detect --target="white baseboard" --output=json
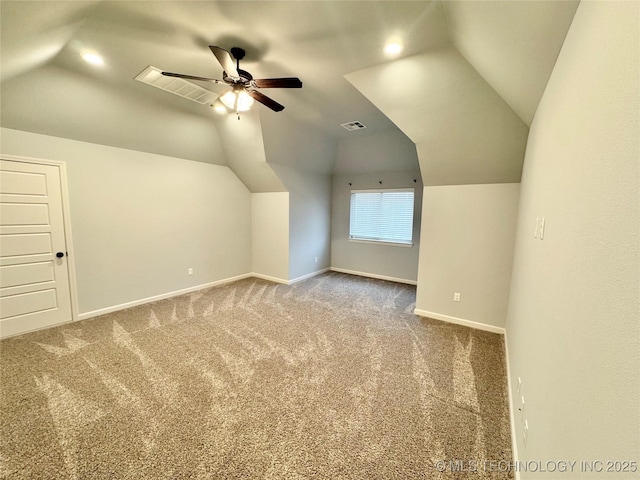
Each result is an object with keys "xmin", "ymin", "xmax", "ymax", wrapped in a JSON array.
[
  {"xmin": 252, "ymin": 268, "xmax": 329, "ymax": 285},
  {"xmin": 77, "ymin": 273, "xmax": 253, "ymax": 320},
  {"xmin": 329, "ymin": 267, "xmax": 417, "ymax": 286},
  {"xmin": 504, "ymin": 330, "xmax": 521, "ymax": 480},
  {"xmin": 77, "ymin": 269, "xmax": 332, "ymax": 321},
  {"xmin": 250, "ymin": 272, "xmax": 289, "ymax": 285},
  {"xmin": 288, "ymin": 268, "xmax": 330, "ymax": 284},
  {"xmin": 413, "ymin": 309, "xmax": 506, "ymax": 334}
]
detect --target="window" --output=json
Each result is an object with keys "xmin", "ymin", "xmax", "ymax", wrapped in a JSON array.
[{"xmin": 349, "ymin": 189, "xmax": 415, "ymax": 245}]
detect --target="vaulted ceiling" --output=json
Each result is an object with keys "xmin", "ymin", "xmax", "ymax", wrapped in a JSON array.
[{"xmin": 0, "ymin": 1, "xmax": 578, "ymax": 186}]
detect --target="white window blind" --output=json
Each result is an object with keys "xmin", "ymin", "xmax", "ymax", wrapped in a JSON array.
[{"xmin": 349, "ymin": 189, "xmax": 415, "ymax": 245}]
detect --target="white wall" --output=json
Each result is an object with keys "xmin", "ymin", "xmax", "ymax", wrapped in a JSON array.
[
  {"xmin": 505, "ymin": 2, "xmax": 639, "ymax": 476},
  {"xmin": 331, "ymin": 171, "xmax": 422, "ymax": 283},
  {"xmin": 415, "ymin": 184, "xmax": 519, "ymax": 330},
  {"xmin": 0, "ymin": 127, "xmax": 252, "ymax": 316},
  {"xmin": 271, "ymin": 165, "xmax": 331, "ymax": 281},
  {"xmin": 251, "ymin": 192, "xmax": 289, "ymax": 282}
]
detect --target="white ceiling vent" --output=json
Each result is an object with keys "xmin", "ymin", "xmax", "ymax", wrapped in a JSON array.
[
  {"xmin": 135, "ymin": 66, "xmax": 218, "ymax": 105},
  {"xmin": 340, "ymin": 121, "xmax": 367, "ymax": 131}
]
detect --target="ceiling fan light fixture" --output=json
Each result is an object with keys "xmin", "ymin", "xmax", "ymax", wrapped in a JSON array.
[
  {"xmin": 219, "ymin": 90, "xmax": 236, "ymax": 109},
  {"xmin": 237, "ymin": 90, "xmax": 254, "ymax": 111},
  {"xmin": 220, "ymin": 88, "xmax": 254, "ymax": 112},
  {"xmin": 212, "ymin": 102, "xmax": 228, "ymax": 114}
]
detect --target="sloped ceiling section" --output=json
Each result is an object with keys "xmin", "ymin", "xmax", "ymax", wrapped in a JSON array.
[
  {"xmin": 345, "ymin": 46, "xmax": 528, "ymax": 186},
  {"xmin": 443, "ymin": 0, "xmax": 580, "ymax": 126},
  {"xmin": 260, "ymin": 111, "xmax": 338, "ymax": 175},
  {"xmin": 214, "ymin": 110, "xmax": 286, "ymax": 193},
  {"xmin": 0, "ymin": 64, "xmax": 227, "ymax": 165},
  {"xmin": 0, "ymin": 0, "xmax": 99, "ymax": 82},
  {"xmin": 0, "ymin": 0, "xmax": 579, "ymax": 185},
  {"xmin": 0, "ymin": 1, "xmax": 228, "ymax": 165},
  {"xmin": 0, "ymin": 0, "xmax": 449, "ymax": 171},
  {"xmin": 334, "ymin": 130, "xmax": 419, "ymax": 175}
]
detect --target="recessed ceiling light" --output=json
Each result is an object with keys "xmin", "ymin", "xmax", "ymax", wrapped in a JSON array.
[
  {"xmin": 384, "ymin": 42, "xmax": 403, "ymax": 57},
  {"xmin": 82, "ymin": 52, "xmax": 104, "ymax": 66}
]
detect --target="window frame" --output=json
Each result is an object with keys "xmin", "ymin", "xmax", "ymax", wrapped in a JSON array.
[{"xmin": 348, "ymin": 187, "xmax": 415, "ymax": 247}]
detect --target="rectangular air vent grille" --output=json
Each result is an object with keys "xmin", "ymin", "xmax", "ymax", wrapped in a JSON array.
[
  {"xmin": 340, "ymin": 121, "xmax": 367, "ymax": 131},
  {"xmin": 135, "ymin": 66, "xmax": 218, "ymax": 105}
]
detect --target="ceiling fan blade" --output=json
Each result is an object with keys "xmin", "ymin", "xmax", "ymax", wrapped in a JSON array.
[
  {"xmin": 161, "ymin": 71, "xmax": 224, "ymax": 84},
  {"xmin": 253, "ymin": 77, "xmax": 303, "ymax": 89},
  {"xmin": 247, "ymin": 90, "xmax": 285, "ymax": 112},
  {"xmin": 209, "ymin": 45, "xmax": 240, "ymax": 79}
]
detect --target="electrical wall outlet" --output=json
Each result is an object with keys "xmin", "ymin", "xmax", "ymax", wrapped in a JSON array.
[
  {"xmin": 188, "ymin": 268, "xmax": 193, "ymax": 276},
  {"xmin": 453, "ymin": 292, "xmax": 461, "ymax": 302},
  {"xmin": 315, "ymin": 256, "xmax": 318, "ymax": 263}
]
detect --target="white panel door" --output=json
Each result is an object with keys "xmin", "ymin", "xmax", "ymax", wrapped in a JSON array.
[{"xmin": 0, "ymin": 160, "xmax": 73, "ymax": 338}]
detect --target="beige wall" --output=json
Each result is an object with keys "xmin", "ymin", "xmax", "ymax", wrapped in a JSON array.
[
  {"xmin": 505, "ymin": 1, "xmax": 639, "ymax": 475},
  {"xmin": 0, "ymin": 127, "xmax": 252, "ymax": 315},
  {"xmin": 331, "ymin": 171, "xmax": 422, "ymax": 283},
  {"xmin": 251, "ymin": 192, "xmax": 289, "ymax": 282},
  {"xmin": 416, "ymin": 184, "xmax": 519, "ymax": 330}
]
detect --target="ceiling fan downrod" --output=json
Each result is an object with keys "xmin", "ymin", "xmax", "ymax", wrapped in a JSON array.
[{"xmin": 230, "ymin": 47, "xmax": 246, "ymax": 71}]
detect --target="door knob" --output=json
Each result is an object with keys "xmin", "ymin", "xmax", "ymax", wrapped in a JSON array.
[{"xmin": 56, "ymin": 252, "xmax": 65, "ymax": 258}]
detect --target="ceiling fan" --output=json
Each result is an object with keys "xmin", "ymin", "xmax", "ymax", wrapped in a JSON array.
[{"xmin": 161, "ymin": 46, "xmax": 302, "ymax": 114}]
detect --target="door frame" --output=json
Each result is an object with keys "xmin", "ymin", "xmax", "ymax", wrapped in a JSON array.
[{"xmin": 1, "ymin": 153, "xmax": 80, "ymax": 324}]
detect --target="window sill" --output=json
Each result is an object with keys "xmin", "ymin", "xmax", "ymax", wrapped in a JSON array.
[{"xmin": 349, "ymin": 238, "xmax": 413, "ymax": 248}]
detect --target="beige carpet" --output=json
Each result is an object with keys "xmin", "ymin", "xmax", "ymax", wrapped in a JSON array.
[{"xmin": 0, "ymin": 272, "xmax": 513, "ymax": 479}]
